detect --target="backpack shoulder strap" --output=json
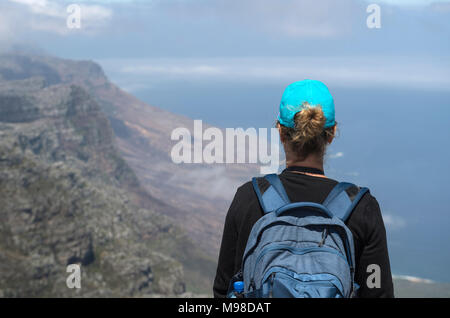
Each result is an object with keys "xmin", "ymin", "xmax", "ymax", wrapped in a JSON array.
[
  {"xmin": 323, "ymin": 182, "xmax": 369, "ymax": 222},
  {"xmin": 252, "ymin": 174, "xmax": 290, "ymax": 214}
]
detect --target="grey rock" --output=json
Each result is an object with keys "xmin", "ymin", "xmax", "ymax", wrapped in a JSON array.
[{"xmin": 0, "ymin": 79, "xmax": 186, "ymax": 297}]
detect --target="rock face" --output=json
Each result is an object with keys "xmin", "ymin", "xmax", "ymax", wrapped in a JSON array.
[
  {"xmin": 2, "ymin": 53, "xmax": 259, "ymax": 257},
  {"xmin": 0, "ymin": 75, "xmax": 188, "ymax": 297},
  {"xmin": 0, "ymin": 53, "xmax": 231, "ymax": 296}
]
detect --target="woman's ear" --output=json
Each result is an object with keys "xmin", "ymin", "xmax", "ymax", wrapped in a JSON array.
[
  {"xmin": 328, "ymin": 124, "xmax": 337, "ymax": 144},
  {"xmin": 277, "ymin": 122, "xmax": 285, "ymax": 143}
]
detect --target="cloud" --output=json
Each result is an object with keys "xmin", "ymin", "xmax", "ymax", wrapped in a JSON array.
[
  {"xmin": 100, "ymin": 56, "xmax": 450, "ymax": 92},
  {"xmin": 3, "ymin": 0, "xmax": 112, "ymax": 37},
  {"xmin": 392, "ymin": 274, "xmax": 434, "ymax": 283},
  {"xmin": 366, "ymin": 0, "xmax": 450, "ymax": 7},
  {"xmin": 166, "ymin": 165, "xmax": 241, "ymax": 200},
  {"xmin": 329, "ymin": 152, "xmax": 344, "ymax": 159},
  {"xmin": 0, "ymin": 7, "xmax": 15, "ymax": 45},
  {"xmin": 157, "ymin": 0, "xmax": 363, "ymax": 38},
  {"xmin": 429, "ymin": 2, "xmax": 450, "ymax": 11},
  {"xmin": 3, "ymin": 0, "xmax": 449, "ymax": 59},
  {"xmin": 382, "ymin": 213, "xmax": 406, "ymax": 230},
  {"xmin": 10, "ymin": 0, "xmax": 60, "ymax": 17}
]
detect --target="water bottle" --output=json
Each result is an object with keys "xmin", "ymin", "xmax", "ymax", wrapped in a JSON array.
[{"xmin": 230, "ymin": 281, "xmax": 244, "ymax": 298}]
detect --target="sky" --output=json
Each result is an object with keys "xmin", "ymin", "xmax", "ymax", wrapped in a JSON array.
[
  {"xmin": 1, "ymin": 0, "xmax": 450, "ymax": 282},
  {"xmin": 3, "ymin": 0, "xmax": 449, "ymax": 92}
]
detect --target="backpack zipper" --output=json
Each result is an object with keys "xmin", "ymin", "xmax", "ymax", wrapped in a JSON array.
[
  {"xmin": 243, "ymin": 222, "xmax": 354, "ymax": 270},
  {"xmin": 249, "ymin": 245, "xmax": 350, "ymax": 294},
  {"xmin": 318, "ymin": 228, "xmax": 328, "ymax": 247},
  {"xmin": 269, "ymin": 273, "xmax": 275, "ymax": 298},
  {"xmin": 253, "ymin": 245, "xmax": 348, "ymax": 270}
]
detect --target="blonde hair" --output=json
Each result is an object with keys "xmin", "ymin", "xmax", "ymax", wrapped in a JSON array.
[{"xmin": 278, "ymin": 103, "xmax": 335, "ymax": 160}]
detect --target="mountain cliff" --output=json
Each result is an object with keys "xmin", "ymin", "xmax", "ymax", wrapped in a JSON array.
[
  {"xmin": 0, "ymin": 53, "xmax": 259, "ymax": 259},
  {"xmin": 0, "ymin": 63, "xmax": 212, "ymax": 296}
]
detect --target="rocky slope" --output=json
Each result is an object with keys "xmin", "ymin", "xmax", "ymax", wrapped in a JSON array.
[
  {"xmin": 0, "ymin": 53, "xmax": 259, "ymax": 259},
  {"xmin": 0, "ymin": 72, "xmax": 212, "ymax": 296}
]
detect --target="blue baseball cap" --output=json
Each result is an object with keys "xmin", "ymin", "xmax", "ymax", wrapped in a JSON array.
[{"xmin": 278, "ymin": 79, "xmax": 335, "ymax": 129}]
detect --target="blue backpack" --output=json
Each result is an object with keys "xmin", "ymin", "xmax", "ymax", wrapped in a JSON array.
[{"xmin": 233, "ymin": 174, "xmax": 369, "ymax": 298}]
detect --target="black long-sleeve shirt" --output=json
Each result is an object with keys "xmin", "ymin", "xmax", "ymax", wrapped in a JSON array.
[{"xmin": 213, "ymin": 167, "xmax": 394, "ymax": 298}]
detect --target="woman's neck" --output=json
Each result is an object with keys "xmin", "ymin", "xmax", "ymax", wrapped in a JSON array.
[{"xmin": 285, "ymin": 153, "xmax": 324, "ymax": 172}]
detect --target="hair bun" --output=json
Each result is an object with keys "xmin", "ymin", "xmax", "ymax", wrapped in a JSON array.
[{"xmin": 292, "ymin": 104, "xmax": 326, "ymax": 143}]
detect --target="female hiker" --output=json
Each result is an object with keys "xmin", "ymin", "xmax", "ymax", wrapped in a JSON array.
[{"xmin": 213, "ymin": 79, "xmax": 394, "ymax": 298}]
